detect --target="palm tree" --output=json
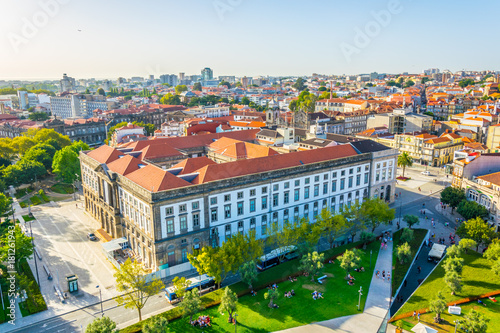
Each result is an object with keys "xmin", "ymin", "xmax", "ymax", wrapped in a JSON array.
[{"xmin": 397, "ymin": 152, "xmax": 413, "ymax": 178}]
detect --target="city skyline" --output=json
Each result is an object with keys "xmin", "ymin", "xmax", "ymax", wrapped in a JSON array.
[{"xmin": 1, "ymin": 0, "xmax": 499, "ymax": 80}]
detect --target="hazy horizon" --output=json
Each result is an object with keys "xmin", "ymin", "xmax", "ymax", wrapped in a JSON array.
[{"xmin": 1, "ymin": 0, "xmax": 498, "ymax": 81}]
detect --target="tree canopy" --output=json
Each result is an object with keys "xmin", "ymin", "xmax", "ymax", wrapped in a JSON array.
[
  {"xmin": 456, "ymin": 217, "xmax": 495, "ymax": 251},
  {"xmin": 457, "ymin": 200, "xmax": 489, "ymax": 220},
  {"xmin": 440, "ymin": 187, "xmax": 466, "ymax": 212},
  {"xmin": 397, "ymin": 152, "xmax": 413, "ymax": 178},
  {"xmin": 292, "ymin": 78, "xmax": 306, "ymax": 91}
]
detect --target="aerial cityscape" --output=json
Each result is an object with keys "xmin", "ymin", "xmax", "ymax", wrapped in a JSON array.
[{"xmin": 1, "ymin": 1, "xmax": 500, "ymax": 333}]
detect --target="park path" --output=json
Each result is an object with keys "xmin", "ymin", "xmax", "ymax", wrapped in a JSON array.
[{"xmin": 277, "ymin": 241, "xmax": 393, "ymax": 333}]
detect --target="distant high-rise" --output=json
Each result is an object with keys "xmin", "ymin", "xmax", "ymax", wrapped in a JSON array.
[
  {"xmin": 149, "ymin": 75, "xmax": 155, "ymax": 80},
  {"xmin": 240, "ymin": 76, "xmax": 250, "ymax": 88},
  {"xmin": 179, "ymin": 72, "xmax": 185, "ymax": 81},
  {"xmin": 51, "ymin": 94, "xmax": 112, "ymax": 119},
  {"xmin": 201, "ymin": 67, "xmax": 213, "ymax": 81},
  {"xmin": 59, "ymin": 73, "xmax": 76, "ymax": 93},
  {"xmin": 160, "ymin": 74, "xmax": 178, "ymax": 86}
]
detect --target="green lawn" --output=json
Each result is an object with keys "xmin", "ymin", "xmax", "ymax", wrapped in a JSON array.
[
  {"xmin": 392, "ymin": 228, "xmax": 428, "ymax": 295},
  {"xmin": 22, "ymin": 214, "xmax": 35, "ymax": 222},
  {"xmin": 399, "ymin": 298, "xmax": 500, "ymax": 333},
  {"xmin": 395, "ymin": 250, "xmax": 500, "ymax": 317},
  {"xmin": 14, "ymin": 189, "xmax": 27, "ymax": 199},
  {"xmin": 50, "ymin": 183, "xmax": 75, "ymax": 194},
  {"xmin": 165, "ymin": 241, "xmax": 381, "ymax": 333},
  {"xmin": 39, "ymin": 193, "xmax": 50, "ymax": 202}
]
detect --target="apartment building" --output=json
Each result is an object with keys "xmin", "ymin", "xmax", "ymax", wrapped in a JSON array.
[
  {"xmin": 51, "ymin": 94, "xmax": 114, "ymax": 119},
  {"xmin": 80, "ymin": 133, "xmax": 396, "ymax": 275}
]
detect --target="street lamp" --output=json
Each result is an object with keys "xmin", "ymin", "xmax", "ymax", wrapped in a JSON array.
[
  {"xmin": 454, "ymin": 320, "xmax": 460, "ymax": 333},
  {"xmin": 96, "ymin": 285, "xmax": 103, "ymax": 316},
  {"xmin": 370, "ymin": 250, "xmax": 373, "ymax": 268},
  {"xmin": 357, "ymin": 286, "xmax": 363, "ymax": 311},
  {"xmin": 29, "ymin": 221, "xmax": 41, "ymax": 286},
  {"xmin": 234, "ymin": 313, "xmax": 238, "ymax": 333}
]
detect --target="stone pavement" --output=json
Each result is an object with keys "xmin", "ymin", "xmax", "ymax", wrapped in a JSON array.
[{"xmin": 277, "ymin": 241, "xmax": 394, "ymax": 333}]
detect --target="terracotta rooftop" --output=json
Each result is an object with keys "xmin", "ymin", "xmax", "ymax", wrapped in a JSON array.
[
  {"xmin": 170, "ymin": 157, "xmax": 216, "ymax": 175},
  {"xmin": 477, "ymin": 171, "xmax": 500, "ymax": 187},
  {"xmin": 87, "ymin": 145, "xmax": 123, "ymax": 164},
  {"xmin": 125, "ymin": 164, "xmax": 191, "ymax": 192}
]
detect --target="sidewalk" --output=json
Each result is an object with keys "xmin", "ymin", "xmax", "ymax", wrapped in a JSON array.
[{"xmin": 277, "ymin": 241, "xmax": 393, "ymax": 333}]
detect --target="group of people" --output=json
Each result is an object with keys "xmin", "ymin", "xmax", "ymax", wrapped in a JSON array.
[
  {"xmin": 250, "ymin": 289, "xmax": 257, "ymax": 296},
  {"xmin": 288, "ymin": 276, "xmax": 298, "ymax": 282},
  {"xmin": 375, "ymin": 270, "xmax": 390, "ymax": 281},
  {"xmin": 347, "ymin": 273, "xmax": 356, "ymax": 285},
  {"xmin": 354, "ymin": 266, "xmax": 365, "ymax": 273},
  {"xmin": 312, "ymin": 290, "xmax": 324, "ymax": 300},
  {"xmin": 267, "ymin": 283, "xmax": 278, "ymax": 290},
  {"xmin": 190, "ymin": 315, "xmax": 211, "ymax": 327},
  {"xmin": 284, "ymin": 289, "xmax": 295, "ymax": 298}
]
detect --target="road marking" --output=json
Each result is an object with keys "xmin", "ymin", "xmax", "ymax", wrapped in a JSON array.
[{"xmin": 39, "ymin": 319, "xmax": 76, "ymax": 332}]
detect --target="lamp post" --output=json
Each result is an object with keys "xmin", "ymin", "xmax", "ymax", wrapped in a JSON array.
[
  {"xmin": 234, "ymin": 313, "xmax": 238, "ymax": 333},
  {"xmin": 454, "ymin": 320, "xmax": 460, "ymax": 333},
  {"xmin": 96, "ymin": 285, "xmax": 103, "ymax": 316},
  {"xmin": 398, "ymin": 192, "xmax": 403, "ymax": 224},
  {"xmin": 370, "ymin": 250, "xmax": 373, "ymax": 268},
  {"xmin": 357, "ymin": 286, "xmax": 363, "ymax": 311},
  {"xmin": 29, "ymin": 221, "xmax": 41, "ymax": 286}
]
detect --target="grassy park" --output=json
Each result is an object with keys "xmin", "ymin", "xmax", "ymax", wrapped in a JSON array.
[
  {"xmin": 391, "ymin": 228, "xmax": 427, "ymax": 294},
  {"xmin": 50, "ymin": 183, "xmax": 75, "ymax": 194},
  {"xmin": 398, "ymin": 299, "xmax": 500, "ymax": 333},
  {"xmin": 394, "ymin": 250, "xmax": 500, "ymax": 317},
  {"xmin": 122, "ymin": 241, "xmax": 381, "ymax": 333}
]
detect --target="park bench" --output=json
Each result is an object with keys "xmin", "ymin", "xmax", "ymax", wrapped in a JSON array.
[
  {"xmin": 34, "ymin": 247, "xmax": 42, "ymax": 260},
  {"xmin": 54, "ymin": 285, "xmax": 65, "ymax": 303},
  {"xmin": 318, "ymin": 275, "xmax": 327, "ymax": 284}
]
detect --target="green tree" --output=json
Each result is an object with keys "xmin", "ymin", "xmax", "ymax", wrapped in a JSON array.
[
  {"xmin": 359, "ymin": 231, "xmax": 375, "ymax": 246},
  {"xmin": 188, "ymin": 246, "xmax": 222, "ymax": 288},
  {"xmin": 299, "ymin": 251, "xmax": 325, "ymax": 281},
  {"xmin": 483, "ymin": 240, "xmax": 500, "ymax": 276},
  {"xmin": 69, "ymin": 140, "xmax": 90, "ymax": 154},
  {"xmin": 218, "ymin": 287, "xmax": 238, "ymax": 323},
  {"xmin": 359, "ymin": 197, "xmax": 395, "ymax": 232},
  {"xmin": 0, "ymin": 226, "xmax": 34, "ymax": 271},
  {"xmin": 342, "ymin": 202, "xmax": 366, "ymax": 240},
  {"xmin": 28, "ymin": 128, "xmax": 71, "ymax": 148},
  {"xmin": 97, "ymin": 88, "xmax": 106, "ymax": 96},
  {"xmin": 17, "ymin": 159, "xmax": 46, "ymax": 184},
  {"xmin": 339, "ymin": 249, "xmax": 361, "ymax": 279},
  {"xmin": 172, "ymin": 276, "xmax": 189, "ymax": 301},
  {"xmin": 114, "ymin": 258, "xmax": 165, "ymax": 321},
  {"xmin": 292, "ymin": 78, "xmax": 306, "ymax": 91},
  {"xmin": 11, "ymin": 136, "xmax": 35, "ymax": 155},
  {"xmin": 218, "ymin": 81, "xmax": 231, "ymax": 89},
  {"xmin": 86, "ymin": 316, "xmax": 117, "ymax": 333},
  {"xmin": 404, "ymin": 80, "xmax": 415, "ymax": 88},
  {"xmin": 175, "ymin": 85, "xmax": 188, "ymax": 94},
  {"xmin": 142, "ymin": 316, "xmax": 169, "ymax": 333},
  {"xmin": 443, "ymin": 256, "xmax": 464, "ymax": 275},
  {"xmin": 296, "ymin": 217, "xmax": 322, "ymax": 254},
  {"xmin": 459, "ymin": 79, "xmax": 475, "ymax": 88},
  {"xmin": 241, "ymin": 96, "xmax": 250, "ymax": 105},
  {"xmin": 239, "ymin": 261, "xmax": 258, "ymax": 288},
  {"xmin": 133, "ymin": 121, "xmax": 156, "ymax": 136},
  {"xmin": 446, "ymin": 244, "xmax": 462, "ymax": 258},
  {"xmin": 400, "ymin": 228, "xmax": 414, "ymax": 244},
  {"xmin": 160, "ymin": 93, "xmax": 181, "ymax": 105},
  {"xmin": 457, "ymin": 201, "xmax": 489, "ymax": 220},
  {"xmin": 461, "ymin": 309, "xmax": 489, "ymax": 333},
  {"xmin": 0, "ymin": 138, "xmax": 15, "ymax": 160},
  {"xmin": 458, "ymin": 238, "xmax": 477, "ymax": 254},
  {"xmin": 52, "ymin": 146, "xmax": 80, "ymax": 183},
  {"xmin": 263, "ymin": 288, "xmax": 280, "ymax": 308},
  {"xmin": 403, "ymin": 215, "xmax": 420, "ymax": 229},
  {"xmin": 22, "ymin": 143, "xmax": 56, "ymax": 170},
  {"xmin": 180, "ymin": 289, "xmax": 203, "ymax": 322},
  {"xmin": 397, "ymin": 242, "xmax": 412, "ymax": 264},
  {"xmin": 316, "ymin": 208, "xmax": 347, "ymax": 249},
  {"xmin": 429, "ymin": 291, "xmax": 446, "ymax": 323},
  {"xmin": 28, "ymin": 112, "xmax": 49, "ymax": 121},
  {"xmin": 397, "ymin": 152, "xmax": 413, "ymax": 178},
  {"xmin": 0, "ymin": 193, "xmax": 12, "ymax": 218},
  {"xmin": 456, "ymin": 217, "xmax": 495, "ymax": 251},
  {"xmin": 444, "ymin": 270, "xmax": 462, "ymax": 295},
  {"xmin": 440, "ymin": 187, "xmax": 466, "ymax": 213},
  {"xmin": 266, "ymin": 221, "xmax": 301, "ymax": 262},
  {"xmin": 193, "ymin": 82, "xmax": 202, "ymax": 91}
]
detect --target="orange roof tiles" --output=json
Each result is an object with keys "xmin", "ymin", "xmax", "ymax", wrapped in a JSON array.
[
  {"xmin": 107, "ymin": 154, "xmax": 143, "ymax": 175},
  {"xmin": 87, "ymin": 145, "xmax": 123, "ymax": 164},
  {"xmin": 171, "ymin": 157, "xmax": 216, "ymax": 175},
  {"xmin": 125, "ymin": 164, "xmax": 191, "ymax": 192}
]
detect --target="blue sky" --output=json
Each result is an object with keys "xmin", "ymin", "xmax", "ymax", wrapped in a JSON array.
[{"xmin": 0, "ymin": 0, "xmax": 498, "ymax": 80}]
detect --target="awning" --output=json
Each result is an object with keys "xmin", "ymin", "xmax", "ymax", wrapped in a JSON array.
[
  {"xmin": 412, "ymin": 323, "xmax": 438, "ymax": 333},
  {"xmin": 101, "ymin": 237, "xmax": 128, "ymax": 253}
]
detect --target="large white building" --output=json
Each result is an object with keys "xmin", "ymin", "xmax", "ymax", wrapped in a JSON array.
[
  {"xmin": 80, "ymin": 131, "xmax": 396, "ymax": 275},
  {"xmin": 51, "ymin": 94, "xmax": 113, "ymax": 119}
]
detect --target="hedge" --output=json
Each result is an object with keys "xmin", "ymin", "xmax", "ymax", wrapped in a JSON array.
[
  {"xmin": 19, "ymin": 259, "xmax": 47, "ymax": 314},
  {"xmin": 29, "ymin": 196, "xmax": 42, "ymax": 206}
]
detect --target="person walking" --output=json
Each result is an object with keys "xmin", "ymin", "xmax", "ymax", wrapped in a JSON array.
[
  {"xmin": 417, "ymin": 266, "xmax": 422, "ymax": 274},
  {"xmin": 417, "ymin": 312, "xmax": 421, "ymax": 322},
  {"xmin": 413, "ymin": 311, "xmax": 416, "ymax": 319}
]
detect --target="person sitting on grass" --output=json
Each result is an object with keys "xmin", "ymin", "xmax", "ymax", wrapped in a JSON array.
[
  {"xmin": 348, "ymin": 273, "xmax": 355, "ymax": 280},
  {"xmin": 251, "ymin": 289, "xmax": 257, "ymax": 296},
  {"xmin": 291, "ymin": 289, "xmax": 295, "ymax": 296},
  {"xmin": 478, "ymin": 299, "xmax": 486, "ymax": 306},
  {"xmin": 348, "ymin": 279, "xmax": 355, "ymax": 286}
]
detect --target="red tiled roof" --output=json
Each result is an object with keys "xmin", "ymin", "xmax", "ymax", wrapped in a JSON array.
[
  {"xmin": 107, "ymin": 154, "xmax": 143, "ymax": 175},
  {"xmin": 171, "ymin": 157, "xmax": 216, "ymax": 175},
  {"xmin": 192, "ymin": 144, "xmax": 358, "ymax": 184},
  {"xmin": 125, "ymin": 164, "xmax": 191, "ymax": 192},
  {"xmin": 87, "ymin": 145, "xmax": 123, "ymax": 164}
]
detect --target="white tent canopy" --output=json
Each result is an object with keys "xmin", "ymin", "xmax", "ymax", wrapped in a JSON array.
[{"xmin": 411, "ymin": 323, "xmax": 438, "ymax": 333}]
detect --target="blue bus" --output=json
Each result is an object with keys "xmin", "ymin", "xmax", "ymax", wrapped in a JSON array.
[
  {"xmin": 256, "ymin": 246, "xmax": 298, "ymax": 271},
  {"xmin": 164, "ymin": 274, "xmax": 217, "ymax": 303}
]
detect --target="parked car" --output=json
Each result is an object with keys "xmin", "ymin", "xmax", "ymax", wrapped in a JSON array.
[
  {"xmin": 87, "ymin": 233, "xmax": 97, "ymax": 241},
  {"xmin": 421, "ymin": 171, "xmax": 431, "ymax": 176}
]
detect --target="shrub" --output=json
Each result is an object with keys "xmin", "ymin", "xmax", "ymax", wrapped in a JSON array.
[
  {"xmin": 19, "ymin": 259, "xmax": 47, "ymax": 314},
  {"xmin": 400, "ymin": 228, "xmax": 414, "ymax": 244},
  {"xmin": 29, "ymin": 196, "xmax": 42, "ymax": 205}
]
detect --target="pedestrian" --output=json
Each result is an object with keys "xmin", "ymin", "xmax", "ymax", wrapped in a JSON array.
[
  {"xmin": 387, "ymin": 272, "xmax": 391, "ymax": 281},
  {"xmin": 413, "ymin": 310, "xmax": 416, "ymax": 319},
  {"xmin": 384, "ymin": 243, "xmax": 388, "ymax": 250},
  {"xmin": 397, "ymin": 221, "xmax": 400, "ymax": 229},
  {"xmin": 417, "ymin": 266, "xmax": 421, "ymax": 274},
  {"xmin": 417, "ymin": 312, "xmax": 421, "ymax": 322},
  {"xmin": 382, "ymin": 270, "xmax": 385, "ymax": 280}
]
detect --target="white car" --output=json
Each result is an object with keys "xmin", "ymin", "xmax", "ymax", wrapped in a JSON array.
[{"xmin": 421, "ymin": 171, "xmax": 431, "ymax": 176}]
